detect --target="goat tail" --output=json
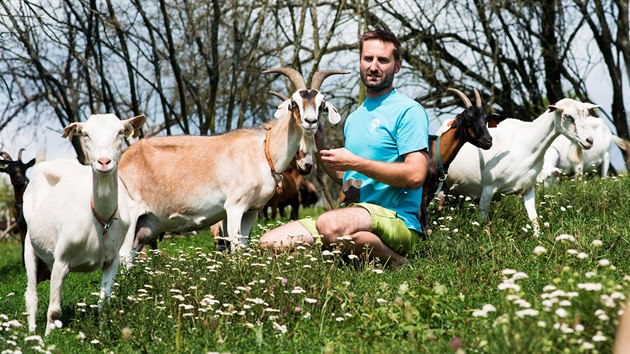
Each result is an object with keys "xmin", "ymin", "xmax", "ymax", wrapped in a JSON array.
[
  {"xmin": 612, "ymin": 135, "xmax": 629, "ymax": 152},
  {"xmin": 35, "ymin": 147, "xmax": 47, "ymax": 164}
]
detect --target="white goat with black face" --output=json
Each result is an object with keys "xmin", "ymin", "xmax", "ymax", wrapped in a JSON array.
[
  {"xmin": 118, "ymin": 68, "xmax": 347, "ymax": 262},
  {"xmin": 444, "ymin": 98, "xmax": 597, "ymax": 235},
  {"xmin": 23, "ymin": 114, "xmax": 145, "ymax": 336}
]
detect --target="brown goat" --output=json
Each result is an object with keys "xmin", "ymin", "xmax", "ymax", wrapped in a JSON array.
[
  {"xmin": 262, "ymin": 160, "xmax": 303, "ymax": 220},
  {"xmin": 420, "ymin": 89, "xmax": 493, "ymax": 235},
  {"xmin": 261, "ymin": 160, "xmax": 319, "ymax": 221}
]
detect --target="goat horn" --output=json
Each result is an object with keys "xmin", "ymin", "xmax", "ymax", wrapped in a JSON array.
[
  {"xmin": 473, "ymin": 89, "xmax": 482, "ymax": 107},
  {"xmin": 310, "ymin": 70, "xmax": 350, "ymax": 91},
  {"xmin": 262, "ymin": 68, "xmax": 307, "ymax": 91},
  {"xmin": 17, "ymin": 148, "xmax": 25, "ymax": 162},
  {"xmin": 447, "ymin": 88, "xmax": 472, "ymax": 108},
  {"xmin": 0, "ymin": 152, "xmax": 12, "ymax": 161},
  {"xmin": 269, "ymin": 91, "xmax": 290, "ymax": 102}
]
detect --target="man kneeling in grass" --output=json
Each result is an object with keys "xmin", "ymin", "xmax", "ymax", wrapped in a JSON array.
[{"xmin": 259, "ymin": 29, "xmax": 429, "ymax": 269}]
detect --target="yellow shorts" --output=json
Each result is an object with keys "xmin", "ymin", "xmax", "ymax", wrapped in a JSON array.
[{"xmin": 297, "ymin": 202, "xmax": 418, "ymax": 256}]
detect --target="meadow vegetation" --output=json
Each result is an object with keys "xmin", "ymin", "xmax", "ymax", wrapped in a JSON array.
[{"xmin": 0, "ymin": 175, "xmax": 628, "ymax": 353}]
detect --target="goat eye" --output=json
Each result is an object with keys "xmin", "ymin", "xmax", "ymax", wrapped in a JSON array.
[{"xmin": 563, "ymin": 114, "xmax": 574, "ymax": 121}]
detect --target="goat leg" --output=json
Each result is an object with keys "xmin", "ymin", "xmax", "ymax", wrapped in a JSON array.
[
  {"xmin": 45, "ymin": 260, "xmax": 69, "ymax": 336},
  {"xmin": 24, "ymin": 234, "xmax": 39, "ymax": 332}
]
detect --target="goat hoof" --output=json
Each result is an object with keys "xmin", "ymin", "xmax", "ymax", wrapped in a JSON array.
[{"xmin": 215, "ymin": 238, "xmax": 230, "ymax": 253}]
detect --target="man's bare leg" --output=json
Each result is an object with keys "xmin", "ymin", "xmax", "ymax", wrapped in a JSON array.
[
  {"xmin": 258, "ymin": 221, "xmax": 315, "ymax": 250},
  {"xmin": 316, "ymin": 207, "xmax": 408, "ymax": 269}
]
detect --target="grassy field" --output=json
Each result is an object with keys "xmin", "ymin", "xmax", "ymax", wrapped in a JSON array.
[{"xmin": 1, "ymin": 175, "xmax": 629, "ymax": 353}]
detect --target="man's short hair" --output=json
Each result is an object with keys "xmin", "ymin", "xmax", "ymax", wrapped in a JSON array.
[{"xmin": 359, "ymin": 29, "xmax": 401, "ymax": 62}]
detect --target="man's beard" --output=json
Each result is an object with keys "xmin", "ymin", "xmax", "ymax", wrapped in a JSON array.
[{"xmin": 360, "ymin": 69, "xmax": 395, "ymax": 92}]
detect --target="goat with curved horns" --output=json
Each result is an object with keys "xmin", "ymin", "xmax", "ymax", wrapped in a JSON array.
[
  {"xmin": 420, "ymin": 88, "xmax": 493, "ymax": 234},
  {"xmin": 23, "ymin": 114, "xmax": 146, "ymax": 335},
  {"xmin": 444, "ymin": 98, "xmax": 596, "ymax": 236},
  {"xmin": 118, "ymin": 68, "xmax": 348, "ymax": 262}
]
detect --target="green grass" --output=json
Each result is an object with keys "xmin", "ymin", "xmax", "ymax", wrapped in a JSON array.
[{"xmin": 1, "ymin": 175, "xmax": 629, "ymax": 353}]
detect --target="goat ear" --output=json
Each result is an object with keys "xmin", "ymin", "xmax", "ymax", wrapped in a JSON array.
[
  {"xmin": 125, "ymin": 115, "xmax": 147, "ymax": 138},
  {"xmin": 61, "ymin": 122, "xmax": 83, "ymax": 138},
  {"xmin": 324, "ymin": 102, "xmax": 341, "ymax": 125},
  {"xmin": 583, "ymin": 103, "xmax": 600, "ymax": 111},
  {"xmin": 274, "ymin": 100, "xmax": 291, "ymax": 119},
  {"xmin": 25, "ymin": 158, "xmax": 36, "ymax": 168},
  {"xmin": 547, "ymin": 105, "xmax": 558, "ymax": 112}
]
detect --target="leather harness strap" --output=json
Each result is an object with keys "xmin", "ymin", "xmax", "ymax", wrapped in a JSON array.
[
  {"xmin": 264, "ymin": 127, "xmax": 284, "ymax": 194},
  {"xmin": 435, "ymin": 133, "xmax": 447, "ymax": 197},
  {"xmin": 90, "ymin": 198, "xmax": 118, "ymax": 260}
]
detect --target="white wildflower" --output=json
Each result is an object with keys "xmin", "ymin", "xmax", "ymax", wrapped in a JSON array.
[
  {"xmin": 512, "ymin": 272, "xmax": 528, "ymax": 280},
  {"xmin": 482, "ymin": 304, "xmax": 497, "ymax": 312},
  {"xmin": 291, "ymin": 287, "xmax": 306, "ymax": 294},
  {"xmin": 555, "ymin": 234, "xmax": 575, "ymax": 242},
  {"xmin": 515, "ymin": 309, "xmax": 539, "ymax": 318},
  {"xmin": 559, "ymin": 300, "xmax": 572, "ymax": 307},
  {"xmin": 577, "ymin": 283, "xmax": 603, "ymax": 291},
  {"xmin": 555, "ymin": 308, "xmax": 568, "ymax": 318},
  {"xmin": 24, "ymin": 335, "xmax": 44, "ymax": 345},
  {"xmin": 497, "ymin": 282, "xmax": 521, "ymax": 292},
  {"xmin": 472, "ymin": 310, "xmax": 488, "ymax": 318},
  {"xmin": 533, "ymin": 246, "xmax": 547, "ymax": 255},
  {"xmin": 272, "ymin": 321, "xmax": 287, "ymax": 334},
  {"xmin": 591, "ymin": 239, "xmax": 603, "ymax": 247},
  {"xmin": 502, "ymin": 269, "xmax": 517, "ymax": 275}
]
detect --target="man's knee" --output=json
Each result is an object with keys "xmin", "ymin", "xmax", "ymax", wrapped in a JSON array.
[{"xmin": 315, "ymin": 213, "xmax": 337, "ymax": 237}]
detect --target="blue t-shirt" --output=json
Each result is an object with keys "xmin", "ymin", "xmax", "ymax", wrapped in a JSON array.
[{"xmin": 342, "ymin": 89, "xmax": 429, "ymax": 233}]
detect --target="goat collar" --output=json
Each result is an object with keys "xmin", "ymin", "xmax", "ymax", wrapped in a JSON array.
[
  {"xmin": 264, "ymin": 127, "xmax": 284, "ymax": 194},
  {"xmin": 434, "ymin": 134, "xmax": 447, "ymax": 197},
  {"xmin": 90, "ymin": 198, "xmax": 118, "ymax": 260}
]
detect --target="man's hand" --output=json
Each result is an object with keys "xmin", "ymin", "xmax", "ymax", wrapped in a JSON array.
[{"xmin": 319, "ymin": 148, "xmax": 360, "ymax": 172}]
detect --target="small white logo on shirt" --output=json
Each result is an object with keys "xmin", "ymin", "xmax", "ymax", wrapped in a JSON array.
[{"xmin": 371, "ymin": 119, "xmax": 380, "ymax": 132}]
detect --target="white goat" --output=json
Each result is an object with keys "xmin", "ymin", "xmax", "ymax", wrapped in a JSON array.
[
  {"xmin": 538, "ymin": 116, "xmax": 627, "ymax": 186},
  {"xmin": 118, "ymin": 68, "xmax": 346, "ymax": 262},
  {"xmin": 23, "ymin": 114, "xmax": 145, "ymax": 335},
  {"xmin": 445, "ymin": 98, "xmax": 596, "ymax": 235}
]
